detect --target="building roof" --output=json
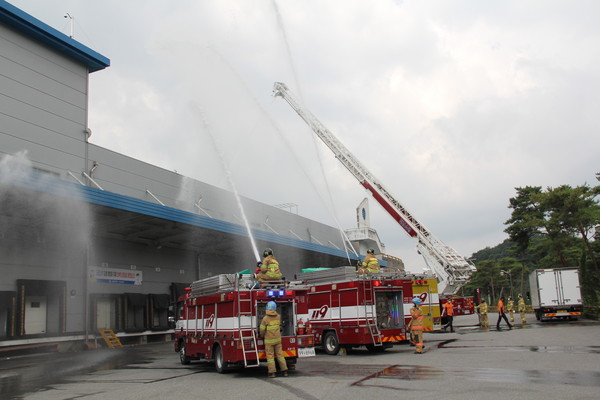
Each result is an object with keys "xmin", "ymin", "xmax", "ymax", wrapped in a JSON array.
[
  {"xmin": 8, "ymin": 171, "xmax": 355, "ymax": 263},
  {"xmin": 0, "ymin": 0, "xmax": 110, "ymax": 72}
]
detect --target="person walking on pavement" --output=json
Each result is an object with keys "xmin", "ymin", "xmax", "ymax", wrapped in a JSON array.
[
  {"xmin": 475, "ymin": 299, "xmax": 489, "ymax": 328},
  {"xmin": 256, "ymin": 248, "xmax": 283, "ymax": 282},
  {"xmin": 496, "ymin": 296, "xmax": 513, "ymax": 330},
  {"xmin": 441, "ymin": 298, "xmax": 454, "ymax": 332},
  {"xmin": 507, "ymin": 297, "xmax": 515, "ymax": 323},
  {"xmin": 518, "ymin": 294, "xmax": 527, "ymax": 324},
  {"xmin": 408, "ymin": 297, "xmax": 425, "ymax": 354},
  {"xmin": 358, "ymin": 249, "xmax": 380, "ymax": 274},
  {"xmin": 259, "ymin": 301, "xmax": 288, "ymax": 378}
]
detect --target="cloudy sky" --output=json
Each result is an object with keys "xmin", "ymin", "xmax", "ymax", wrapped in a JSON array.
[{"xmin": 10, "ymin": 0, "xmax": 599, "ymax": 271}]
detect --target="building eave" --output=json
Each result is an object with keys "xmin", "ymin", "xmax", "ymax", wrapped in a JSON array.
[{"xmin": 0, "ymin": 0, "xmax": 110, "ymax": 72}]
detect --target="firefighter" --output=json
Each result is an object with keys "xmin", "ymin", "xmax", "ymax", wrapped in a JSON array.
[
  {"xmin": 408, "ymin": 297, "xmax": 425, "ymax": 354},
  {"xmin": 518, "ymin": 294, "xmax": 527, "ymax": 324},
  {"xmin": 507, "ymin": 296, "xmax": 515, "ymax": 323},
  {"xmin": 358, "ymin": 249, "xmax": 380, "ymax": 274},
  {"xmin": 259, "ymin": 301, "xmax": 288, "ymax": 378},
  {"xmin": 474, "ymin": 299, "xmax": 489, "ymax": 328},
  {"xmin": 496, "ymin": 296, "xmax": 513, "ymax": 330},
  {"xmin": 441, "ymin": 298, "xmax": 454, "ymax": 332},
  {"xmin": 256, "ymin": 248, "xmax": 283, "ymax": 282}
]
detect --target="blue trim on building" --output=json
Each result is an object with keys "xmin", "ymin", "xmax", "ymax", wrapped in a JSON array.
[
  {"xmin": 0, "ymin": 1, "xmax": 110, "ymax": 72},
  {"xmin": 13, "ymin": 172, "xmax": 357, "ymax": 261}
]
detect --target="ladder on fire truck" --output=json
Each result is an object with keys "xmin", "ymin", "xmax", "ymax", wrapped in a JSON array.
[
  {"xmin": 236, "ymin": 276, "xmax": 260, "ymax": 368},
  {"xmin": 362, "ymin": 278, "xmax": 383, "ymax": 347},
  {"xmin": 273, "ymin": 82, "xmax": 476, "ymax": 296}
]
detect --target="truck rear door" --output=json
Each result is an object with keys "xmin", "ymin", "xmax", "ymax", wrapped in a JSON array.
[
  {"xmin": 558, "ymin": 269, "xmax": 582, "ymax": 306},
  {"xmin": 537, "ymin": 270, "xmax": 559, "ymax": 307}
]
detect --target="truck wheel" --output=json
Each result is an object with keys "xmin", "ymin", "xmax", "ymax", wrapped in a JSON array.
[
  {"xmin": 535, "ymin": 310, "xmax": 541, "ymax": 321},
  {"xmin": 323, "ymin": 332, "xmax": 340, "ymax": 355},
  {"xmin": 214, "ymin": 345, "xmax": 226, "ymax": 373},
  {"xmin": 179, "ymin": 342, "xmax": 191, "ymax": 365}
]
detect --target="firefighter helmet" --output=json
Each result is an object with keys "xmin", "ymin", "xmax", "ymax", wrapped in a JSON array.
[
  {"xmin": 367, "ymin": 249, "xmax": 375, "ymax": 254},
  {"xmin": 266, "ymin": 301, "xmax": 277, "ymax": 311},
  {"xmin": 412, "ymin": 297, "xmax": 422, "ymax": 305},
  {"xmin": 263, "ymin": 248, "xmax": 273, "ymax": 257}
]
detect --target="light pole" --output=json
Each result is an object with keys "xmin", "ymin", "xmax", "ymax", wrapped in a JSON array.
[{"xmin": 500, "ymin": 270, "xmax": 513, "ymax": 299}]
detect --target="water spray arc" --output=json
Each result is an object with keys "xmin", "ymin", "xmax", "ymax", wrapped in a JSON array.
[{"xmin": 190, "ymin": 104, "xmax": 261, "ymax": 262}]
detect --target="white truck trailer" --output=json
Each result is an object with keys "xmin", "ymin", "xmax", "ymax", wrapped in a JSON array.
[{"xmin": 529, "ymin": 268, "xmax": 583, "ymax": 322}]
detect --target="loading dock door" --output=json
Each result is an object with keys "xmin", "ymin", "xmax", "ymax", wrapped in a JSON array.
[
  {"xmin": 96, "ymin": 298, "xmax": 114, "ymax": 329},
  {"xmin": 25, "ymin": 296, "xmax": 47, "ymax": 334}
]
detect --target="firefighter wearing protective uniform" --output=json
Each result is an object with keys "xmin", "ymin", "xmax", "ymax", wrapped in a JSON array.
[
  {"xmin": 259, "ymin": 301, "xmax": 288, "ymax": 378},
  {"xmin": 507, "ymin": 297, "xmax": 515, "ymax": 323},
  {"xmin": 408, "ymin": 297, "xmax": 425, "ymax": 354},
  {"xmin": 358, "ymin": 249, "xmax": 380, "ymax": 274},
  {"xmin": 256, "ymin": 248, "xmax": 283, "ymax": 282},
  {"xmin": 518, "ymin": 294, "xmax": 527, "ymax": 324},
  {"xmin": 475, "ymin": 299, "xmax": 489, "ymax": 328}
]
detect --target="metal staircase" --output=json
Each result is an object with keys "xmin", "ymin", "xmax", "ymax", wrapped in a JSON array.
[{"xmin": 98, "ymin": 329, "xmax": 122, "ymax": 348}]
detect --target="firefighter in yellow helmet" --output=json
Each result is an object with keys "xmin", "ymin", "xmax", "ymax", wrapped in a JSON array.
[
  {"xmin": 475, "ymin": 299, "xmax": 489, "ymax": 328},
  {"xmin": 408, "ymin": 297, "xmax": 425, "ymax": 354},
  {"xmin": 518, "ymin": 294, "xmax": 527, "ymax": 324},
  {"xmin": 507, "ymin": 296, "xmax": 515, "ymax": 323},
  {"xmin": 358, "ymin": 249, "xmax": 380, "ymax": 274},
  {"xmin": 259, "ymin": 301, "xmax": 288, "ymax": 378},
  {"xmin": 256, "ymin": 248, "xmax": 283, "ymax": 282}
]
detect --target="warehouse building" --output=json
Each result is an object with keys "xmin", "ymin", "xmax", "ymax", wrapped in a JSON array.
[{"xmin": 0, "ymin": 1, "xmax": 376, "ymax": 348}]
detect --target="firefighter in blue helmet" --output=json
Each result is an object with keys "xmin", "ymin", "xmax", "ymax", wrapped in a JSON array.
[
  {"xmin": 259, "ymin": 301, "xmax": 288, "ymax": 378},
  {"xmin": 408, "ymin": 297, "xmax": 425, "ymax": 354}
]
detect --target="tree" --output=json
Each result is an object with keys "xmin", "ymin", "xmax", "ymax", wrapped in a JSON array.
[
  {"xmin": 504, "ymin": 186, "xmax": 544, "ymax": 255},
  {"xmin": 542, "ymin": 184, "xmax": 600, "ymax": 276},
  {"xmin": 503, "ymin": 176, "xmax": 600, "ymax": 309}
]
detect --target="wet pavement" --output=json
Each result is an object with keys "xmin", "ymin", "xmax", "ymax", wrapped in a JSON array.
[{"xmin": 2, "ymin": 314, "xmax": 600, "ymax": 400}]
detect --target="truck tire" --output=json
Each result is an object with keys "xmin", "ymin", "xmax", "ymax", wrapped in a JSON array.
[
  {"xmin": 214, "ymin": 344, "xmax": 226, "ymax": 373},
  {"xmin": 179, "ymin": 342, "xmax": 191, "ymax": 365},
  {"xmin": 323, "ymin": 331, "xmax": 340, "ymax": 355}
]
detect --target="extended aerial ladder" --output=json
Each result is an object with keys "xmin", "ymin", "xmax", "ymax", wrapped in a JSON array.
[{"xmin": 273, "ymin": 82, "xmax": 476, "ymax": 295}]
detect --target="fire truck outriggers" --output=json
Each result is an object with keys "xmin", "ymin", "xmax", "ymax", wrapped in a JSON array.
[
  {"xmin": 290, "ymin": 266, "xmax": 414, "ymax": 354},
  {"xmin": 174, "ymin": 273, "xmax": 315, "ymax": 373}
]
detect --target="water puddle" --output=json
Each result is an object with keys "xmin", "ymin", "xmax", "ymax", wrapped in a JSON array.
[
  {"xmin": 351, "ymin": 364, "xmax": 600, "ymax": 390},
  {"xmin": 437, "ymin": 338, "xmax": 600, "ymax": 354}
]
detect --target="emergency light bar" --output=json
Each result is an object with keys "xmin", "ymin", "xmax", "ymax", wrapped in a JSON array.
[{"xmin": 267, "ymin": 289, "xmax": 285, "ymax": 297}]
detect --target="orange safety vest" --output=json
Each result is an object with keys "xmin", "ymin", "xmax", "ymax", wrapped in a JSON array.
[
  {"xmin": 498, "ymin": 300, "xmax": 505, "ymax": 313},
  {"xmin": 443, "ymin": 301, "xmax": 454, "ymax": 316}
]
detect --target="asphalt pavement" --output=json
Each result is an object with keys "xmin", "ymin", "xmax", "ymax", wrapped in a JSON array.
[{"xmin": 2, "ymin": 313, "xmax": 599, "ymax": 400}]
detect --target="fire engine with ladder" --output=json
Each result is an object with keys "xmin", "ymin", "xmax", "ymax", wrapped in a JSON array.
[
  {"xmin": 273, "ymin": 82, "xmax": 476, "ymax": 326},
  {"xmin": 290, "ymin": 266, "xmax": 414, "ymax": 354},
  {"xmin": 174, "ymin": 273, "xmax": 315, "ymax": 373}
]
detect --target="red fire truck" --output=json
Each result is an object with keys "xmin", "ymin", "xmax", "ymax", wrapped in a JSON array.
[
  {"xmin": 290, "ymin": 267, "xmax": 412, "ymax": 355},
  {"xmin": 174, "ymin": 274, "xmax": 315, "ymax": 373}
]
